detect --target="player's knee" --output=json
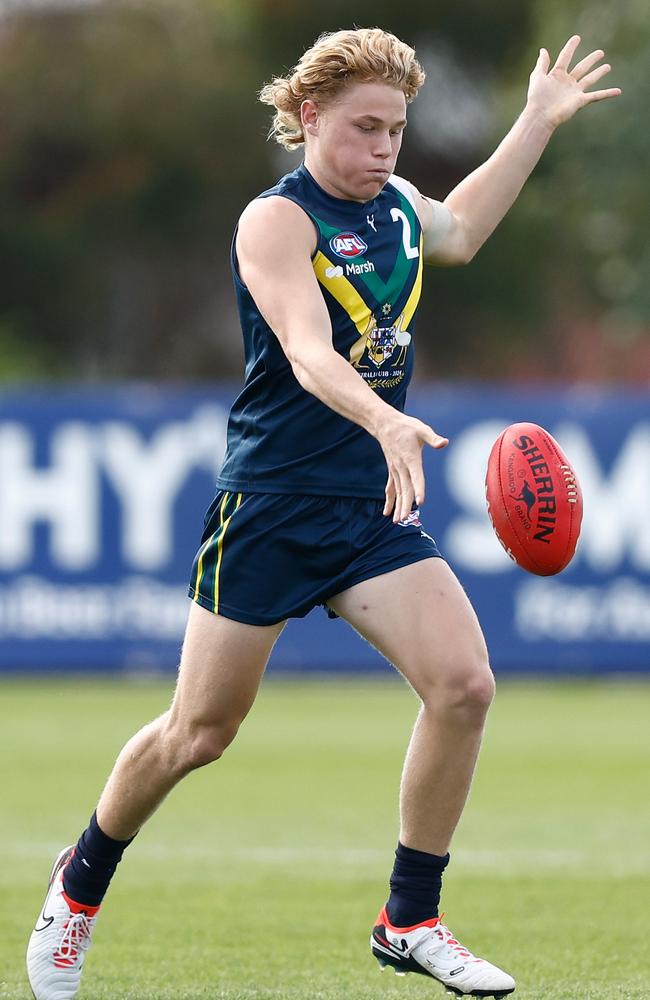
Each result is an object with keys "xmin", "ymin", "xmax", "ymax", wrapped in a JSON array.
[
  {"xmin": 163, "ymin": 715, "xmax": 241, "ymax": 774},
  {"xmin": 183, "ymin": 721, "xmax": 240, "ymax": 771},
  {"xmin": 420, "ymin": 657, "xmax": 495, "ymax": 719},
  {"xmin": 466, "ymin": 668, "xmax": 496, "ymax": 713},
  {"xmin": 443, "ymin": 663, "xmax": 495, "ymax": 717}
]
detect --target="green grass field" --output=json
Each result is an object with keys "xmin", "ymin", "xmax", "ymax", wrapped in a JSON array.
[{"xmin": 1, "ymin": 677, "xmax": 649, "ymax": 1000}]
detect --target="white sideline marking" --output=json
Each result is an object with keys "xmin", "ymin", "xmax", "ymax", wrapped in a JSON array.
[{"xmin": 10, "ymin": 841, "xmax": 650, "ymax": 876}]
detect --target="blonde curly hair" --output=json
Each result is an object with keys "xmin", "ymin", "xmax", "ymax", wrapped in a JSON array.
[{"xmin": 259, "ymin": 27, "xmax": 425, "ymax": 151}]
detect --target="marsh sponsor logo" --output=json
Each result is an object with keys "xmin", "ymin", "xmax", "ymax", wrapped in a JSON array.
[
  {"xmin": 325, "ymin": 260, "xmax": 376, "ymax": 277},
  {"xmin": 346, "ymin": 260, "xmax": 375, "ymax": 275}
]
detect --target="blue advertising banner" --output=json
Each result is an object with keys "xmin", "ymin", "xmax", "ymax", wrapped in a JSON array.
[{"xmin": 0, "ymin": 384, "xmax": 648, "ymax": 674}]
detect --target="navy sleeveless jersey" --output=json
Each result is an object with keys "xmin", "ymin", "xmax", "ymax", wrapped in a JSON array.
[{"xmin": 216, "ymin": 164, "xmax": 424, "ymax": 499}]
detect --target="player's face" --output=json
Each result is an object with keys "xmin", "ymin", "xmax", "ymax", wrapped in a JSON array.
[{"xmin": 303, "ymin": 81, "xmax": 407, "ymax": 203}]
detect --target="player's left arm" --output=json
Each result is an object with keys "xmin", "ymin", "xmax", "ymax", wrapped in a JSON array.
[{"xmin": 413, "ymin": 35, "xmax": 621, "ymax": 266}]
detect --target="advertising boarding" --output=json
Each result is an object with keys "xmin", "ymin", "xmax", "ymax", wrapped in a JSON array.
[{"xmin": 0, "ymin": 385, "xmax": 647, "ymax": 674}]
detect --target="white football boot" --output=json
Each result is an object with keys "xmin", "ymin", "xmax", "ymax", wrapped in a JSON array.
[
  {"xmin": 371, "ymin": 906, "xmax": 515, "ymax": 998},
  {"xmin": 27, "ymin": 847, "xmax": 100, "ymax": 1000}
]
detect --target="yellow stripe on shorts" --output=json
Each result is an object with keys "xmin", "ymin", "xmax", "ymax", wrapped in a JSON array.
[
  {"xmin": 214, "ymin": 491, "xmax": 243, "ymax": 614},
  {"xmin": 192, "ymin": 492, "xmax": 231, "ymax": 603}
]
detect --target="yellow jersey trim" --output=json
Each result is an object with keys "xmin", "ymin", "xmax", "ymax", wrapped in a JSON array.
[{"xmin": 312, "ymin": 252, "xmax": 372, "ymax": 335}]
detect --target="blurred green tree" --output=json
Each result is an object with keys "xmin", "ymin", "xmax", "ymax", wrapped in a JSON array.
[{"xmin": 0, "ymin": 0, "xmax": 646, "ymax": 382}]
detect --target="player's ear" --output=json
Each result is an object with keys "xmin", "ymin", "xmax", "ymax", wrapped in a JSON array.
[{"xmin": 301, "ymin": 99, "xmax": 321, "ymax": 136}]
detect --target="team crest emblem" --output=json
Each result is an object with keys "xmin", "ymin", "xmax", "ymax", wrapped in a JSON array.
[
  {"xmin": 329, "ymin": 232, "xmax": 368, "ymax": 259},
  {"xmin": 367, "ymin": 327, "xmax": 397, "ymax": 367},
  {"xmin": 365, "ymin": 314, "xmax": 412, "ymax": 367},
  {"xmin": 351, "ymin": 311, "xmax": 412, "ymax": 387}
]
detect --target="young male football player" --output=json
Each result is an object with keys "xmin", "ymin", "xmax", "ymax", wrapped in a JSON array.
[{"xmin": 27, "ymin": 26, "xmax": 619, "ymax": 1000}]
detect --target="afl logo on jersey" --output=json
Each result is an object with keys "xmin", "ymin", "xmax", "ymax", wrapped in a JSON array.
[{"xmin": 329, "ymin": 232, "xmax": 368, "ymax": 259}]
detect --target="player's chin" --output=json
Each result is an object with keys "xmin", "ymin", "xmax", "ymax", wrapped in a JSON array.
[{"xmin": 358, "ymin": 171, "xmax": 390, "ymax": 197}]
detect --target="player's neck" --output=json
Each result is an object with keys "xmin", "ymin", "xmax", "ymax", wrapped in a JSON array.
[{"xmin": 303, "ymin": 157, "xmax": 365, "ymax": 204}]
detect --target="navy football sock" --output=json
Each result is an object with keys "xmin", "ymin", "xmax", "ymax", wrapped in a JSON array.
[
  {"xmin": 386, "ymin": 841, "xmax": 450, "ymax": 927},
  {"xmin": 62, "ymin": 811, "xmax": 135, "ymax": 907}
]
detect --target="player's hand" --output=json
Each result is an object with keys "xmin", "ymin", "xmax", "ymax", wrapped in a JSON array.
[
  {"xmin": 378, "ymin": 413, "xmax": 448, "ymax": 524},
  {"xmin": 526, "ymin": 36, "xmax": 621, "ymax": 130}
]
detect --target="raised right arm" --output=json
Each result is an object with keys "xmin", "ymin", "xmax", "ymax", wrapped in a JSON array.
[{"xmin": 235, "ymin": 195, "xmax": 448, "ymax": 522}]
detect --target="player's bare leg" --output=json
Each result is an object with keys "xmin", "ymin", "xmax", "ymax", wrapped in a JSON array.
[
  {"xmin": 328, "ymin": 558, "xmax": 514, "ymax": 997},
  {"xmin": 329, "ymin": 558, "xmax": 493, "ymax": 853},
  {"xmin": 97, "ymin": 603, "xmax": 284, "ymax": 839},
  {"xmin": 27, "ymin": 603, "xmax": 284, "ymax": 1000}
]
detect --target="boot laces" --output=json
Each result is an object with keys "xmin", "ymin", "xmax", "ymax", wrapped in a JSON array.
[
  {"xmin": 53, "ymin": 912, "xmax": 95, "ymax": 968},
  {"xmin": 425, "ymin": 915, "xmax": 476, "ymax": 963}
]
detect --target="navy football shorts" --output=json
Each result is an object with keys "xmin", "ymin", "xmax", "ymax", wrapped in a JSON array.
[{"xmin": 187, "ymin": 490, "xmax": 442, "ymax": 626}]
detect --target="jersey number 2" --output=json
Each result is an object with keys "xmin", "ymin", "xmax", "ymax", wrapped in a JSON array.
[{"xmin": 390, "ymin": 208, "xmax": 419, "ymax": 260}]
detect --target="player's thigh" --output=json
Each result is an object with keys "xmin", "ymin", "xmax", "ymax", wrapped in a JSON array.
[
  {"xmin": 327, "ymin": 558, "xmax": 493, "ymax": 702},
  {"xmin": 169, "ymin": 601, "xmax": 285, "ymax": 733}
]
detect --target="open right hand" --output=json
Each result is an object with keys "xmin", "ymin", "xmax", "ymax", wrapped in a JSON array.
[{"xmin": 378, "ymin": 413, "xmax": 449, "ymax": 523}]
